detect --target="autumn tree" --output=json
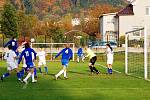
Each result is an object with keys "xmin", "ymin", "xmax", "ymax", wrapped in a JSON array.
[
  {"xmin": 17, "ymin": 11, "xmax": 39, "ymax": 38},
  {"xmin": 82, "ymin": 4, "xmax": 120, "ymax": 39}
]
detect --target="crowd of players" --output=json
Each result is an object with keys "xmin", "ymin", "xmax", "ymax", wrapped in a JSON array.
[{"xmin": 0, "ymin": 37, "xmax": 114, "ymax": 84}]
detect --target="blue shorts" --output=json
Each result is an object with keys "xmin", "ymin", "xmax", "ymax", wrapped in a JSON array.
[
  {"xmin": 78, "ymin": 54, "xmax": 83, "ymax": 57},
  {"xmin": 61, "ymin": 59, "xmax": 69, "ymax": 67},
  {"xmin": 26, "ymin": 62, "xmax": 34, "ymax": 68}
]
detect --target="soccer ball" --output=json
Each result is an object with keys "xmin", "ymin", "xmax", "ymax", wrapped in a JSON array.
[{"xmin": 31, "ymin": 38, "xmax": 35, "ymax": 43}]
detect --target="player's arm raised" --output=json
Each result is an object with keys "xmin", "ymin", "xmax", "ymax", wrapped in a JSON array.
[{"xmin": 54, "ymin": 49, "xmax": 63, "ymax": 59}]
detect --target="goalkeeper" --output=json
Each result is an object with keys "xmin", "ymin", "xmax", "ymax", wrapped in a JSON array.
[{"xmin": 85, "ymin": 47, "xmax": 100, "ymax": 75}]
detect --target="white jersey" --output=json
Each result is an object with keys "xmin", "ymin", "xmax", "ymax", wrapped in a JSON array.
[
  {"xmin": 4, "ymin": 50, "xmax": 18, "ymax": 70},
  {"xmin": 37, "ymin": 51, "xmax": 46, "ymax": 61},
  {"xmin": 4, "ymin": 50, "xmax": 17, "ymax": 63},
  {"xmin": 106, "ymin": 48, "xmax": 114, "ymax": 64},
  {"xmin": 106, "ymin": 48, "xmax": 113, "ymax": 56}
]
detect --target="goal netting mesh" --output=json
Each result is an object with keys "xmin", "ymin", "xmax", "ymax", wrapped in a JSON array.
[{"xmin": 125, "ymin": 27, "xmax": 150, "ymax": 80}]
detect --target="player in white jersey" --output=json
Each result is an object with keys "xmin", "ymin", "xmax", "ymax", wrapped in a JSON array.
[
  {"xmin": 85, "ymin": 47, "xmax": 100, "ymax": 75},
  {"xmin": 105, "ymin": 44, "xmax": 114, "ymax": 74},
  {"xmin": 1, "ymin": 45, "xmax": 21, "ymax": 81},
  {"xmin": 37, "ymin": 48, "xmax": 48, "ymax": 74}
]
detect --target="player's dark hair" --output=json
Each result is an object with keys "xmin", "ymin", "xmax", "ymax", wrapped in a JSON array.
[
  {"xmin": 8, "ymin": 45, "xmax": 12, "ymax": 50},
  {"xmin": 106, "ymin": 44, "xmax": 113, "ymax": 51},
  {"xmin": 25, "ymin": 42, "xmax": 30, "ymax": 48},
  {"xmin": 12, "ymin": 36, "xmax": 16, "ymax": 40}
]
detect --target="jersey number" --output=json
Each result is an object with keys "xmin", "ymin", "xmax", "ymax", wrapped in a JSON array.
[
  {"xmin": 12, "ymin": 42, "xmax": 15, "ymax": 46},
  {"xmin": 65, "ymin": 49, "xmax": 68, "ymax": 54},
  {"xmin": 7, "ymin": 53, "xmax": 9, "ymax": 57},
  {"xmin": 25, "ymin": 51, "xmax": 29, "ymax": 57}
]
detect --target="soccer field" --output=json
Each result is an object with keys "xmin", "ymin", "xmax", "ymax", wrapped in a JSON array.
[{"xmin": 0, "ymin": 59, "xmax": 150, "ymax": 100}]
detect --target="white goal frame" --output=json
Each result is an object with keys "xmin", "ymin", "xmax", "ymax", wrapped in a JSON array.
[
  {"xmin": 125, "ymin": 27, "xmax": 148, "ymax": 80},
  {"xmin": 31, "ymin": 43, "xmax": 75, "ymax": 61}
]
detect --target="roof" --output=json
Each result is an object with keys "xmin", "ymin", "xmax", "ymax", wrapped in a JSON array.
[
  {"xmin": 100, "ymin": 13, "xmax": 117, "ymax": 17},
  {"xmin": 99, "ymin": 4, "xmax": 134, "ymax": 18},
  {"xmin": 117, "ymin": 4, "xmax": 134, "ymax": 16}
]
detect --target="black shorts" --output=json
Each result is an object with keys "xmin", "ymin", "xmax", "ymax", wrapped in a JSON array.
[{"xmin": 89, "ymin": 56, "xmax": 97, "ymax": 65}]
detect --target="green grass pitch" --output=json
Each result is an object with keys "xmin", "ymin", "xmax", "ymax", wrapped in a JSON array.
[{"xmin": 0, "ymin": 58, "xmax": 150, "ymax": 100}]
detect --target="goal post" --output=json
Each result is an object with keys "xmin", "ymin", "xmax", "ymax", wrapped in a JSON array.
[
  {"xmin": 125, "ymin": 27, "xmax": 150, "ymax": 80},
  {"xmin": 31, "ymin": 43, "xmax": 75, "ymax": 61}
]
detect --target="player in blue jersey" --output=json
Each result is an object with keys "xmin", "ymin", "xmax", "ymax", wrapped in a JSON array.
[
  {"xmin": 54, "ymin": 44, "xmax": 73, "ymax": 80},
  {"xmin": 4, "ymin": 37, "xmax": 18, "ymax": 55},
  {"xmin": 18, "ymin": 42, "xmax": 37, "ymax": 84},
  {"xmin": 77, "ymin": 47, "xmax": 85, "ymax": 63},
  {"xmin": 18, "ymin": 41, "xmax": 37, "ymax": 79}
]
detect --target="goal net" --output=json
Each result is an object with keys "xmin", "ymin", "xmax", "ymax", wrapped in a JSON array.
[
  {"xmin": 31, "ymin": 43, "xmax": 75, "ymax": 61},
  {"xmin": 125, "ymin": 27, "xmax": 150, "ymax": 80}
]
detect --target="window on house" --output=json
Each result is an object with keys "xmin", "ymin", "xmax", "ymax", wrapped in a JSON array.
[
  {"xmin": 132, "ymin": 27, "xmax": 143, "ymax": 37},
  {"xmin": 146, "ymin": 7, "xmax": 150, "ymax": 15}
]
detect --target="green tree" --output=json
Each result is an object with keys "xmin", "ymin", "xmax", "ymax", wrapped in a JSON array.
[
  {"xmin": 0, "ymin": 3, "xmax": 18, "ymax": 38},
  {"xmin": 17, "ymin": 11, "xmax": 39, "ymax": 38},
  {"xmin": 48, "ymin": 27, "xmax": 65, "ymax": 43}
]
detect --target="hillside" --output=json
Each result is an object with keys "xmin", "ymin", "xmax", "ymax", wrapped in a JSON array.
[
  {"xmin": 0, "ymin": 0, "xmax": 5, "ymax": 9},
  {"xmin": 3, "ymin": 0, "xmax": 128, "ymax": 20}
]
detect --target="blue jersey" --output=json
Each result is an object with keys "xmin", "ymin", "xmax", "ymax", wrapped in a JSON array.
[
  {"xmin": 18, "ymin": 48, "xmax": 36, "ymax": 65},
  {"xmin": 77, "ymin": 48, "xmax": 83, "ymax": 56},
  {"xmin": 4, "ymin": 39, "xmax": 18, "ymax": 51},
  {"xmin": 55, "ymin": 48, "xmax": 73, "ymax": 60}
]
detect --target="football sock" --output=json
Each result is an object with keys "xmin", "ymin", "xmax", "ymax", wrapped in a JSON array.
[
  {"xmin": 109, "ymin": 68, "xmax": 112, "ymax": 74},
  {"xmin": 93, "ymin": 67, "xmax": 99, "ymax": 72},
  {"xmin": 89, "ymin": 66, "xmax": 94, "ymax": 72},
  {"xmin": 38, "ymin": 67, "xmax": 42, "ymax": 73},
  {"xmin": 20, "ymin": 69, "xmax": 25, "ymax": 78},
  {"xmin": 24, "ymin": 73, "xmax": 32, "ymax": 81},
  {"xmin": 32, "ymin": 73, "xmax": 35, "ymax": 81},
  {"xmin": 44, "ymin": 66, "xmax": 48, "ymax": 73},
  {"xmin": 3, "ymin": 73, "xmax": 10, "ymax": 78},
  {"xmin": 17, "ymin": 72, "xmax": 21, "ymax": 79},
  {"xmin": 56, "ymin": 69, "xmax": 64, "ymax": 77},
  {"xmin": 34, "ymin": 68, "xmax": 37, "ymax": 76},
  {"xmin": 77, "ymin": 58, "xmax": 79, "ymax": 62},
  {"xmin": 64, "ymin": 70, "xmax": 67, "ymax": 77}
]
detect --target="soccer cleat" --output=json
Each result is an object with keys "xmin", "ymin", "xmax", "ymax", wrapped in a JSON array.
[
  {"xmin": 64, "ymin": 77, "xmax": 68, "ymax": 80},
  {"xmin": 18, "ymin": 78, "xmax": 23, "ymax": 83},
  {"xmin": 32, "ymin": 80, "xmax": 37, "ymax": 83},
  {"xmin": 96, "ymin": 71, "xmax": 100, "ymax": 75},
  {"xmin": 23, "ymin": 79, "xmax": 28, "ymax": 84},
  {"xmin": 1, "ymin": 76, "xmax": 3, "ymax": 81}
]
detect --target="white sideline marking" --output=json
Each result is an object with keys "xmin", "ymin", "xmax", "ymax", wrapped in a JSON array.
[
  {"xmin": 96, "ymin": 64, "xmax": 122, "ymax": 74},
  {"xmin": 29, "ymin": 88, "xmax": 147, "ymax": 90}
]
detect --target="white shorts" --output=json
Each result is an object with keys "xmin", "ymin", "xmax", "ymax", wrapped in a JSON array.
[
  {"xmin": 38, "ymin": 60, "xmax": 46, "ymax": 66},
  {"xmin": 7, "ymin": 62, "xmax": 18, "ymax": 71},
  {"xmin": 107, "ymin": 55, "xmax": 113, "ymax": 65}
]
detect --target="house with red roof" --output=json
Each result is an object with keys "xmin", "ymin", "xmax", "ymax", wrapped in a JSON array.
[{"xmin": 100, "ymin": 0, "xmax": 150, "ymax": 44}]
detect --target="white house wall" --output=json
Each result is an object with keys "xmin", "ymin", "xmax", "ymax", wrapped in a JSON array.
[
  {"xmin": 101, "ymin": 14, "xmax": 117, "ymax": 41},
  {"xmin": 119, "ymin": 0, "xmax": 150, "ymax": 36}
]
